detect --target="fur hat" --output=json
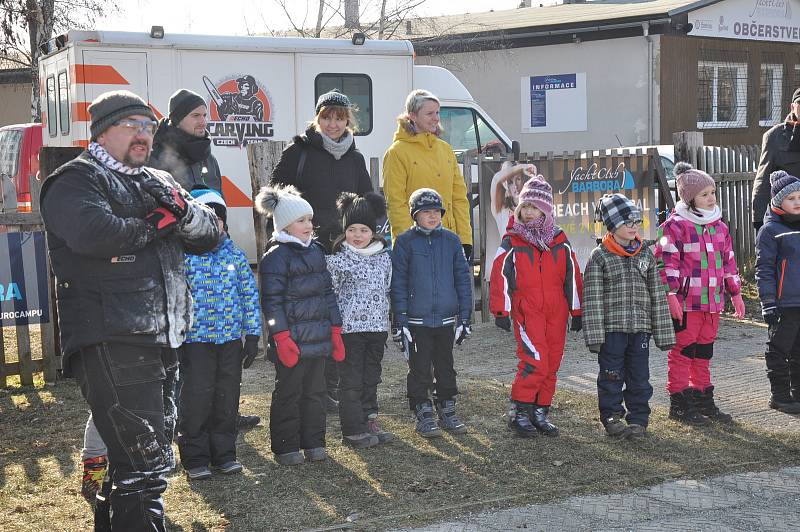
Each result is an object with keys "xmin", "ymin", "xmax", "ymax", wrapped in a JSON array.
[
  {"xmin": 316, "ymin": 89, "xmax": 351, "ymax": 114},
  {"xmin": 771, "ymin": 170, "xmax": 800, "ymax": 208},
  {"xmin": 515, "ymin": 176, "xmax": 553, "ymax": 219},
  {"xmin": 674, "ymin": 162, "xmax": 715, "ymax": 205},
  {"xmin": 88, "ymin": 90, "xmax": 156, "ymax": 140},
  {"xmin": 168, "ymin": 89, "xmax": 206, "ymax": 126},
  {"xmin": 190, "ymin": 187, "xmax": 226, "ymax": 223},
  {"xmin": 408, "ymin": 188, "xmax": 445, "ymax": 219},
  {"xmin": 596, "ymin": 193, "xmax": 642, "ymax": 232},
  {"xmin": 255, "ymin": 184, "xmax": 313, "ymax": 232},
  {"xmin": 337, "ymin": 192, "xmax": 386, "ymax": 232}
]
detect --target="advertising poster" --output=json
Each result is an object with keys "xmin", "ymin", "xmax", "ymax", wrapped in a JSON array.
[
  {"xmin": 0, "ymin": 231, "xmax": 50, "ymax": 327},
  {"xmin": 689, "ymin": 0, "xmax": 800, "ymax": 43},
  {"xmin": 483, "ymin": 155, "xmax": 657, "ymax": 278},
  {"xmin": 520, "ymin": 73, "xmax": 587, "ymax": 133}
]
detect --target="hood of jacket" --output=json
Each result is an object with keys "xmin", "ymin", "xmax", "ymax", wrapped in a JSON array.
[{"xmin": 392, "ymin": 119, "xmax": 442, "ymax": 150}]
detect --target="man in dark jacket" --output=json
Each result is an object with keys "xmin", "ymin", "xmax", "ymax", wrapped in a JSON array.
[
  {"xmin": 149, "ymin": 89, "xmax": 223, "ymax": 194},
  {"xmin": 40, "ymin": 90, "xmax": 220, "ymax": 532},
  {"xmin": 752, "ymin": 87, "xmax": 800, "ymax": 230}
]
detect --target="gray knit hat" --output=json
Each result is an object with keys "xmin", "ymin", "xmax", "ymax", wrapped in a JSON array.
[
  {"xmin": 88, "ymin": 90, "xmax": 156, "ymax": 140},
  {"xmin": 316, "ymin": 89, "xmax": 351, "ymax": 113},
  {"xmin": 770, "ymin": 170, "xmax": 800, "ymax": 208},
  {"xmin": 255, "ymin": 184, "xmax": 314, "ymax": 233},
  {"xmin": 409, "ymin": 188, "xmax": 445, "ymax": 219},
  {"xmin": 168, "ymin": 89, "xmax": 206, "ymax": 126},
  {"xmin": 596, "ymin": 193, "xmax": 642, "ymax": 232}
]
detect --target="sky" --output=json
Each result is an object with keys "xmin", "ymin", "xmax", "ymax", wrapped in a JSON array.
[{"xmin": 101, "ymin": 0, "xmax": 526, "ymax": 35}]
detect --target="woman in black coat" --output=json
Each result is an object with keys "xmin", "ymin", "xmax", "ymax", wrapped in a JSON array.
[{"xmin": 270, "ymin": 89, "xmax": 373, "ymax": 252}]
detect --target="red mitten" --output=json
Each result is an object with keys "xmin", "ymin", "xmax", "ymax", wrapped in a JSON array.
[
  {"xmin": 667, "ymin": 293, "xmax": 683, "ymax": 322},
  {"xmin": 331, "ymin": 326, "xmax": 345, "ymax": 362},
  {"xmin": 273, "ymin": 331, "xmax": 299, "ymax": 368}
]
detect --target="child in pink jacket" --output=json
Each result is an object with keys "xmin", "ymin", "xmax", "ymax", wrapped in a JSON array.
[{"xmin": 655, "ymin": 162, "xmax": 745, "ymax": 425}]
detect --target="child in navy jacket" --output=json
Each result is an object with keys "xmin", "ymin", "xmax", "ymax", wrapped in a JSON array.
[{"xmin": 391, "ymin": 188, "xmax": 473, "ymax": 438}]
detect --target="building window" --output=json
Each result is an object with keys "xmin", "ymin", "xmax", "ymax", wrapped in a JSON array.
[
  {"xmin": 697, "ymin": 61, "xmax": 748, "ymax": 129},
  {"xmin": 57, "ymin": 70, "xmax": 70, "ymax": 135},
  {"xmin": 314, "ymin": 74, "xmax": 372, "ymax": 135},
  {"xmin": 759, "ymin": 64, "xmax": 783, "ymax": 127}
]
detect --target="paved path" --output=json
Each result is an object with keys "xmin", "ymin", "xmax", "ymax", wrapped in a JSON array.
[{"xmin": 398, "ymin": 318, "xmax": 800, "ymax": 531}]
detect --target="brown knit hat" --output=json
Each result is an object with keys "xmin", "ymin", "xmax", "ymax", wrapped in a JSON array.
[{"xmin": 88, "ymin": 90, "xmax": 156, "ymax": 140}]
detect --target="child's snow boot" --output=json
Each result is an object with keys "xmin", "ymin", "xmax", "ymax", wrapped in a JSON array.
[
  {"xmin": 530, "ymin": 405, "xmax": 559, "ymax": 436},
  {"xmin": 81, "ymin": 455, "xmax": 108, "ymax": 507},
  {"xmin": 367, "ymin": 413, "xmax": 395, "ymax": 444},
  {"xmin": 342, "ymin": 432, "xmax": 379, "ymax": 449},
  {"xmin": 508, "ymin": 402, "xmax": 537, "ymax": 438},
  {"xmin": 693, "ymin": 386, "xmax": 733, "ymax": 423},
  {"xmin": 414, "ymin": 402, "xmax": 442, "ymax": 438},
  {"xmin": 669, "ymin": 390, "xmax": 710, "ymax": 425},
  {"xmin": 435, "ymin": 399, "xmax": 468, "ymax": 434},
  {"xmin": 602, "ymin": 413, "xmax": 630, "ymax": 438}
]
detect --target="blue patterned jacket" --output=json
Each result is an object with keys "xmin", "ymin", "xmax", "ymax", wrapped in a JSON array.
[{"xmin": 184, "ymin": 236, "xmax": 262, "ymax": 344}]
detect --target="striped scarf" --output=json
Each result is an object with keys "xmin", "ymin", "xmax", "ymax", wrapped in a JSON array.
[{"xmin": 88, "ymin": 142, "xmax": 143, "ymax": 175}]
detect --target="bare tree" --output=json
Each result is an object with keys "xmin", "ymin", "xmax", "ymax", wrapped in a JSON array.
[{"xmin": 1, "ymin": 0, "xmax": 119, "ymax": 121}]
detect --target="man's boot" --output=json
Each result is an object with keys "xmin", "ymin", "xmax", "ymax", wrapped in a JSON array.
[
  {"xmin": 530, "ymin": 405, "xmax": 559, "ymax": 436},
  {"xmin": 414, "ymin": 402, "xmax": 442, "ymax": 438},
  {"xmin": 508, "ymin": 402, "xmax": 537, "ymax": 438},
  {"xmin": 435, "ymin": 398, "xmax": 468, "ymax": 435},
  {"xmin": 768, "ymin": 372, "xmax": 800, "ymax": 413},
  {"xmin": 693, "ymin": 387, "xmax": 733, "ymax": 423},
  {"xmin": 669, "ymin": 390, "xmax": 710, "ymax": 425}
]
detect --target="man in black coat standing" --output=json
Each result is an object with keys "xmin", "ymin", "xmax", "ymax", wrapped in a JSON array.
[
  {"xmin": 40, "ymin": 90, "xmax": 220, "ymax": 531},
  {"xmin": 752, "ymin": 87, "xmax": 800, "ymax": 230}
]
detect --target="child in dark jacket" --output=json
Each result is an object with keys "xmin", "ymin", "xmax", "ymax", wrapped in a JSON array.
[
  {"xmin": 583, "ymin": 193, "xmax": 675, "ymax": 439},
  {"xmin": 256, "ymin": 184, "xmax": 344, "ymax": 465},
  {"xmin": 391, "ymin": 188, "xmax": 473, "ymax": 438},
  {"xmin": 490, "ymin": 177, "xmax": 583, "ymax": 438},
  {"xmin": 756, "ymin": 170, "xmax": 800, "ymax": 414},
  {"xmin": 178, "ymin": 188, "xmax": 262, "ymax": 479},
  {"xmin": 326, "ymin": 192, "xmax": 393, "ymax": 448}
]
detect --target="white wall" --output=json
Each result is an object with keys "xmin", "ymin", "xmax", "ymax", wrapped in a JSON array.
[{"xmin": 417, "ymin": 35, "xmax": 661, "ymax": 153}]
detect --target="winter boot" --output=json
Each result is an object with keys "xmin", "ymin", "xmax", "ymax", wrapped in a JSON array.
[
  {"xmin": 237, "ymin": 414, "xmax": 261, "ymax": 430},
  {"xmin": 342, "ymin": 432, "xmax": 379, "ymax": 449},
  {"xmin": 508, "ymin": 402, "xmax": 538, "ymax": 438},
  {"xmin": 602, "ymin": 413, "xmax": 630, "ymax": 438},
  {"xmin": 669, "ymin": 390, "xmax": 710, "ymax": 425},
  {"xmin": 626, "ymin": 424, "xmax": 647, "ymax": 439},
  {"xmin": 530, "ymin": 405, "xmax": 559, "ymax": 436},
  {"xmin": 435, "ymin": 399, "xmax": 468, "ymax": 434},
  {"xmin": 693, "ymin": 387, "xmax": 733, "ymax": 423},
  {"xmin": 367, "ymin": 413, "xmax": 395, "ymax": 444},
  {"xmin": 768, "ymin": 373, "xmax": 800, "ymax": 413},
  {"xmin": 81, "ymin": 455, "xmax": 108, "ymax": 507},
  {"xmin": 414, "ymin": 402, "xmax": 442, "ymax": 438}
]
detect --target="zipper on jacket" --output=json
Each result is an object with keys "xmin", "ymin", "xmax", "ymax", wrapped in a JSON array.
[{"xmin": 779, "ymin": 258, "xmax": 787, "ymax": 300}]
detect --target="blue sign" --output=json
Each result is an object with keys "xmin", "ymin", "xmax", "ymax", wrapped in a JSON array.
[
  {"xmin": 0, "ymin": 231, "xmax": 50, "ymax": 326},
  {"xmin": 530, "ymin": 74, "xmax": 578, "ymax": 128}
]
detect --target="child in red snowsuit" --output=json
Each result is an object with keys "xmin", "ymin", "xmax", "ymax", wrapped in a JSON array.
[{"xmin": 490, "ymin": 176, "xmax": 583, "ymax": 437}]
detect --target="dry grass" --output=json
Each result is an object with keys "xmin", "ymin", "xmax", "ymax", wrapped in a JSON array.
[{"xmin": 2, "ymin": 351, "xmax": 800, "ymax": 532}]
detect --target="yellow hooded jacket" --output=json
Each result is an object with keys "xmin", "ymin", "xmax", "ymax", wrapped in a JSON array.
[{"xmin": 382, "ymin": 121, "xmax": 473, "ymax": 244}]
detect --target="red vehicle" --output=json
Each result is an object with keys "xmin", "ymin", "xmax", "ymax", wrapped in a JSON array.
[{"xmin": 0, "ymin": 123, "xmax": 42, "ymax": 213}]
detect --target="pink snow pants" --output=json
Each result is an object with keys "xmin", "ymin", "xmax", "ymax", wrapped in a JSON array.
[{"xmin": 666, "ymin": 311, "xmax": 720, "ymax": 394}]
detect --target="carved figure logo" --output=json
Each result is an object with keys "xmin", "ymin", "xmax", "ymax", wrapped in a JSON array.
[
  {"xmin": 203, "ymin": 75, "xmax": 274, "ymax": 147},
  {"xmin": 749, "ymin": 0, "xmax": 792, "ymax": 19}
]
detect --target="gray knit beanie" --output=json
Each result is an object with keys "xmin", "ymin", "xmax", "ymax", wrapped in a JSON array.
[
  {"xmin": 255, "ymin": 184, "xmax": 314, "ymax": 233},
  {"xmin": 168, "ymin": 89, "xmax": 206, "ymax": 126},
  {"xmin": 315, "ymin": 89, "xmax": 351, "ymax": 114},
  {"xmin": 88, "ymin": 90, "xmax": 156, "ymax": 140}
]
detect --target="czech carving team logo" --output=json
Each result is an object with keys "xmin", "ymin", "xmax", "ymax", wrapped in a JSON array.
[{"xmin": 203, "ymin": 74, "xmax": 274, "ymax": 147}]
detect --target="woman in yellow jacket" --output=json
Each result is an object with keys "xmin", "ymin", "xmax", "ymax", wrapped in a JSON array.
[{"xmin": 383, "ymin": 89, "xmax": 474, "ymax": 258}]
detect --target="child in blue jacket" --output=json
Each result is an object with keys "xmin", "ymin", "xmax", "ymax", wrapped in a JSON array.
[
  {"xmin": 178, "ymin": 188, "xmax": 262, "ymax": 480},
  {"xmin": 391, "ymin": 188, "xmax": 473, "ymax": 438}
]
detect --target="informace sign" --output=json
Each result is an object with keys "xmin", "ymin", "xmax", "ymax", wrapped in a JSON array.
[{"xmin": 520, "ymin": 73, "xmax": 587, "ymax": 133}]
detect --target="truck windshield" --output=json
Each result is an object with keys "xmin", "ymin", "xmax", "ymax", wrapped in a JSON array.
[
  {"xmin": 440, "ymin": 107, "xmax": 508, "ymax": 157},
  {"xmin": 0, "ymin": 129, "xmax": 22, "ymax": 177}
]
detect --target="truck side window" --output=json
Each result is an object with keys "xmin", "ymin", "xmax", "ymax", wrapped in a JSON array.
[
  {"xmin": 314, "ymin": 74, "xmax": 372, "ymax": 135},
  {"xmin": 46, "ymin": 75, "xmax": 57, "ymax": 138},
  {"xmin": 475, "ymin": 113, "xmax": 507, "ymax": 156},
  {"xmin": 58, "ymin": 70, "xmax": 70, "ymax": 135},
  {"xmin": 439, "ymin": 107, "xmax": 478, "ymax": 153}
]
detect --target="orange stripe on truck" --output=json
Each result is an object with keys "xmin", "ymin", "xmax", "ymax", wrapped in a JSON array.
[
  {"xmin": 72, "ymin": 64, "xmax": 129, "ymax": 85},
  {"xmin": 73, "ymin": 101, "xmax": 90, "ymax": 121},
  {"xmin": 73, "ymin": 140, "xmax": 89, "ymax": 148},
  {"xmin": 221, "ymin": 176, "xmax": 254, "ymax": 208}
]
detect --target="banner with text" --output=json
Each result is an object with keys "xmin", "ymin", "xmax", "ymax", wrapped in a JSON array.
[
  {"xmin": 520, "ymin": 73, "xmax": 587, "ymax": 133},
  {"xmin": 689, "ymin": 0, "xmax": 800, "ymax": 43},
  {"xmin": 0, "ymin": 231, "xmax": 50, "ymax": 327}
]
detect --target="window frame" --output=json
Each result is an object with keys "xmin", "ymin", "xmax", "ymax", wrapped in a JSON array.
[
  {"xmin": 313, "ymin": 73, "xmax": 373, "ymax": 136},
  {"xmin": 57, "ymin": 70, "xmax": 70, "ymax": 135},
  {"xmin": 759, "ymin": 63, "xmax": 784, "ymax": 127},
  {"xmin": 696, "ymin": 61, "xmax": 748, "ymax": 130},
  {"xmin": 46, "ymin": 75, "xmax": 58, "ymax": 138}
]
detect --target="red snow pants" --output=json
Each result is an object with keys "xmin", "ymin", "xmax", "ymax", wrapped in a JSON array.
[{"xmin": 666, "ymin": 311, "xmax": 720, "ymax": 394}]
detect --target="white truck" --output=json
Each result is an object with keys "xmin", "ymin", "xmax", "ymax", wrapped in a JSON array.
[{"xmin": 37, "ymin": 29, "xmax": 513, "ymax": 259}]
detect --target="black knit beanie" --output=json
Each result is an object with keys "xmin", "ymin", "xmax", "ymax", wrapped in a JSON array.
[
  {"xmin": 337, "ymin": 192, "xmax": 386, "ymax": 232},
  {"xmin": 316, "ymin": 89, "xmax": 352, "ymax": 113},
  {"xmin": 168, "ymin": 89, "xmax": 206, "ymax": 126},
  {"xmin": 88, "ymin": 90, "xmax": 156, "ymax": 140}
]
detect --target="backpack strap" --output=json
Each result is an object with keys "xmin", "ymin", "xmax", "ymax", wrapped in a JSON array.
[{"xmin": 295, "ymin": 144, "xmax": 307, "ymax": 189}]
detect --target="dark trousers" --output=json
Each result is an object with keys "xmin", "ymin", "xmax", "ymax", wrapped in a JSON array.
[
  {"xmin": 72, "ymin": 343, "xmax": 175, "ymax": 532},
  {"xmin": 325, "ymin": 358, "xmax": 340, "ymax": 401},
  {"xmin": 597, "ymin": 332, "xmax": 653, "ymax": 427},
  {"xmin": 177, "ymin": 340, "xmax": 242, "ymax": 469},
  {"xmin": 270, "ymin": 357, "xmax": 327, "ymax": 454},
  {"xmin": 765, "ymin": 308, "xmax": 800, "ymax": 396},
  {"xmin": 407, "ymin": 325, "xmax": 458, "ymax": 410},
  {"xmin": 339, "ymin": 331, "xmax": 388, "ymax": 436}
]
